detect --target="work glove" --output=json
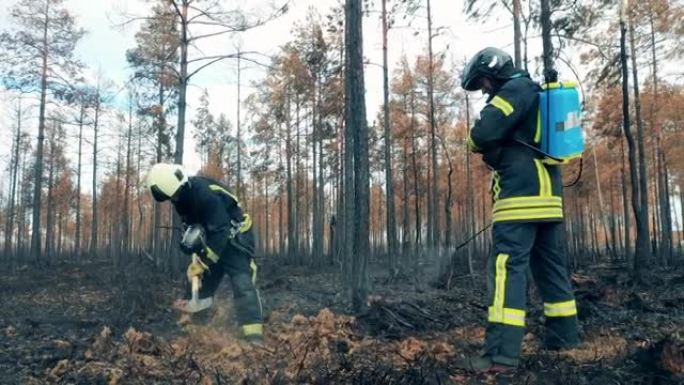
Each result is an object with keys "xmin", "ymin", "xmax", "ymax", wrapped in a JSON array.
[
  {"xmin": 180, "ymin": 225, "xmax": 206, "ymax": 255},
  {"xmin": 228, "ymin": 219, "xmax": 244, "ymax": 239},
  {"xmin": 186, "ymin": 253, "xmax": 209, "ymax": 282}
]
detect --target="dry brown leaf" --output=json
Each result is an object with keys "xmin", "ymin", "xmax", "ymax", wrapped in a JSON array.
[
  {"xmin": 662, "ymin": 340, "xmax": 684, "ymax": 375},
  {"xmin": 108, "ymin": 368, "xmax": 123, "ymax": 385},
  {"xmin": 431, "ymin": 341, "xmax": 454, "ymax": 362},
  {"xmin": 48, "ymin": 359, "xmax": 69, "ymax": 379},
  {"xmin": 398, "ymin": 337, "xmax": 425, "ymax": 361},
  {"xmin": 291, "ymin": 314, "xmax": 308, "ymax": 325}
]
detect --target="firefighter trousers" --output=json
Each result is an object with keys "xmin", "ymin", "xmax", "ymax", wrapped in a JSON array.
[
  {"xmin": 485, "ymin": 221, "xmax": 579, "ymax": 366},
  {"xmin": 187, "ymin": 229, "xmax": 264, "ymax": 338}
]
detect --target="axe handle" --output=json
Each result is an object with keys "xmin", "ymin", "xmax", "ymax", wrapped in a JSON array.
[{"xmin": 191, "ymin": 276, "xmax": 200, "ymax": 303}]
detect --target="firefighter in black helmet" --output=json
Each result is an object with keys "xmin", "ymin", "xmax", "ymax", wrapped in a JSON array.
[
  {"xmin": 456, "ymin": 48, "xmax": 579, "ymax": 373},
  {"xmin": 145, "ymin": 163, "xmax": 264, "ymax": 342}
]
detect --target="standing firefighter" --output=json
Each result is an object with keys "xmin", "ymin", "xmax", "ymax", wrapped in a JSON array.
[
  {"xmin": 145, "ymin": 163, "xmax": 264, "ymax": 342},
  {"xmin": 456, "ymin": 48, "xmax": 579, "ymax": 372}
]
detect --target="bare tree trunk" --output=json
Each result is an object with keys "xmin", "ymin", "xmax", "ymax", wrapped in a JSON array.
[
  {"xmin": 592, "ymin": 146, "xmax": 612, "ymax": 259},
  {"xmin": 381, "ymin": 0, "xmax": 398, "ymax": 275},
  {"xmin": 171, "ymin": 0, "xmax": 190, "ymax": 273},
  {"xmin": 512, "ymin": 0, "xmax": 522, "ymax": 68},
  {"xmin": 540, "ymin": 0, "xmax": 554, "ymax": 77},
  {"xmin": 628, "ymin": 16, "xmax": 651, "ymax": 271},
  {"xmin": 426, "ymin": 0, "xmax": 439, "ymax": 250},
  {"xmin": 45, "ymin": 125, "xmax": 55, "ymax": 264},
  {"xmin": 402, "ymin": 134, "xmax": 410, "ymax": 257},
  {"xmin": 5, "ymin": 97, "xmax": 22, "ymax": 261},
  {"xmin": 620, "ymin": 138, "xmax": 631, "ymax": 259},
  {"xmin": 295, "ymin": 96, "xmax": 301, "ymax": 263},
  {"xmin": 648, "ymin": 3, "xmax": 672, "ymax": 265},
  {"xmin": 345, "ymin": 0, "xmax": 369, "ymax": 311},
  {"xmin": 286, "ymin": 95, "xmax": 295, "ymax": 262},
  {"xmin": 75, "ymin": 103, "xmax": 84, "ymax": 260},
  {"xmin": 410, "ymin": 93, "xmax": 421, "ymax": 248},
  {"xmin": 236, "ymin": 50, "xmax": 243, "ymax": 196},
  {"xmin": 91, "ymin": 89, "xmax": 101, "ymax": 258},
  {"xmin": 312, "ymin": 79, "xmax": 321, "ymax": 264},
  {"xmin": 29, "ymin": 0, "xmax": 51, "ymax": 263},
  {"xmin": 465, "ymin": 93, "xmax": 475, "ymax": 277},
  {"xmin": 620, "ymin": 4, "xmax": 649, "ymax": 276},
  {"xmin": 123, "ymin": 95, "xmax": 133, "ymax": 263}
]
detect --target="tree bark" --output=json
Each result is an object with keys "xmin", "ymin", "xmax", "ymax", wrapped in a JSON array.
[
  {"xmin": 91, "ymin": 89, "xmax": 101, "ymax": 258},
  {"xmin": 29, "ymin": 0, "xmax": 51, "ymax": 263},
  {"xmin": 540, "ymin": 0, "xmax": 554, "ymax": 78},
  {"xmin": 628, "ymin": 16, "xmax": 651, "ymax": 270},
  {"xmin": 345, "ymin": 0, "xmax": 369, "ymax": 312},
  {"xmin": 620, "ymin": 3, "xmax": 649, "ymax": 275},
  {"xmin": 512, "ymin": 0, "xmax": 522, "ymax": 68},
  {"xmin": 426, "ymin": 0, "xmax": 439, "ymax": 250},
  {"xmin": 382, "ymin": 0, "xmax": 398, "ymax": 275}
]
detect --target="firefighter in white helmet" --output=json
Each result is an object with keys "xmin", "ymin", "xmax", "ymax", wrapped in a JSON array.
[{"xmin": 145, "ymin": 163, "xmax": 263, "ymax": 342}]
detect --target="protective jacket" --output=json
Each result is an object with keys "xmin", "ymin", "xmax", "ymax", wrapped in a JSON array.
[
  {"xmin": 172, "ymin": 176, "xmax": 262, "ymax": 339},
  {"xmin": 467, "ymin": 72, "xmax": 564, "ymax": 223},
  {"xmin": 173, "ymin": 176, "xmax": 253, "ymax": 260}
]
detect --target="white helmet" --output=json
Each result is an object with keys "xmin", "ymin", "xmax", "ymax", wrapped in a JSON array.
[{"xmin": 145, "ymin": 163, "xmax": 189, "ymax": 202}]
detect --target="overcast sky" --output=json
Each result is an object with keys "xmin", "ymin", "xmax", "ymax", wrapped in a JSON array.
[{"xmin": 0, "ymin": 0, "xmax": 562, "ymax": 190}]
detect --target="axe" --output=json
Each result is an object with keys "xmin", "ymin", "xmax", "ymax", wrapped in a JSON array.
[{"xmin": 183, "ymin": 276, "xmax": 213, "ymax": 313}]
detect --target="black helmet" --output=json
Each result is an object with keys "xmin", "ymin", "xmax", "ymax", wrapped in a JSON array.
[{"xmin": 461, "ymin": 47, "xmax": 516, "ymax": 91}]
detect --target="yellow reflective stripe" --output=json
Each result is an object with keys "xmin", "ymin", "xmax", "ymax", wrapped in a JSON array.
[
  {"xmin": 250, "ymin": 259, "xmax": 258, "ymax": 285},
  {"xmin": 544, "ymin": 300, "xmax": 577, "ymax": 317},
  {"xmin": 204, "ymin": 247, "xmax": 219, "ymax": 263},
  {"xmin": 490, "ymin": 96, "xmax": 515, "ymax": 116},
  {"xmin": 493, "ymin": 196, "xmax": 562, "ymax": 211},
  {"xmin": 208, "ymin": 184, "xmax": 243, "ymax": 208},
  {"xmin": 489, "ymin": 253, "xmax": 510, "ymax": 324},
  {"xmin": 493, "ymin": 207, "xmax": 564, "ymax": 222},
  {"xmin": 542, "ymin": 81, "xmax": 578, "ymax": 90},
  {"xmin": 240, "ymin": 214, "xmax": 252, "ymax": 232},
  {"xmin": 492, "ymin": 172, "xmax": 501, "ymax": 201},
  {"xmin": 534, "ymin": 108, "xmax": 542, "ymax": 144},
  {"xmin": 466, "ymin": 134, "xmax": 481, "ymax": 152},
  {"xmin": 534, "ymin": 159, "xmax": 552, "ymax": 196},
  {"xmin": 488, "ymin": 307, "xmax": 526, "ymax": 326},
  {"xmin": 542, "ymin": 153, "xmax": 582, "ymax": 165},
  {"xmin": 241, "ymin": 323, "xmax": 263, "ymax": 336}
]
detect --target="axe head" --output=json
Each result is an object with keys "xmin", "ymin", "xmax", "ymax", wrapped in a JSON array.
[{"xmin": 178, "ymin": 276, "xmax": 213, "ymax": 313}]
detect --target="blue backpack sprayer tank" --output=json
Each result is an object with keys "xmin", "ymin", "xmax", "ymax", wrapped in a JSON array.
[{"xmin": 538, "ymin": 81, "xmax": 585, "ymax": 163}]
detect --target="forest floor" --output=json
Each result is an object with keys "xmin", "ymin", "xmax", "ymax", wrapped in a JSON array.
[{"xmin": 1, "ymin": 255, "xmax": 683, "ymax": 385}]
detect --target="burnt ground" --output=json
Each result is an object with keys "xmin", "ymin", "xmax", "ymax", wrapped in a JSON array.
[{"xmin": 0, "ymin": 256, "xmax": 683, "ymax": 385}]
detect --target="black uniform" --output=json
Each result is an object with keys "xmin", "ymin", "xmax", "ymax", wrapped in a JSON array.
[
  {"xmin": 468, "ymin": 73, "xmax": 579, "ymax": 366},
  {"xmin": 173, "ymin": 175, "xmax": 263, "ymax": 338}
]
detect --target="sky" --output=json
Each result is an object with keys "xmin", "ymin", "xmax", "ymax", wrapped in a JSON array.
[{"xmin": 0, "ymin": 0, "xmax": 583, "ymax": 191}]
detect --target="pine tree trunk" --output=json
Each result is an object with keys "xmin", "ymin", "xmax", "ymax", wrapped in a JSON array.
[
  {"xmin": 236, "ymin": 51, "xmax": 243, "ymax": 196},
  {"xmin": 29, "ymin": 0, "xmax": 51, "ymax": 263},
  {"xmin": 46, "ymin": 128, "xmax": 55, "ymax": 264},
  {"xmin": 345, "ymin": 0, "xmax": 369, "ymax": 312},
  {"xmin": 91, "ymin": 92, "xmax": 101, "ymax": 258},
  {"xmin": 426, "ymin": 0, "xmax": 439, "ymax": 250},
  {"xmin": 5, "ymin": 98, "xmax": 22, "ymax": 261},
  {"xmin": 620, "ymin": 4, "xmax": 649, "ymax": 276},
  {"xmin": 123, "ymin": 97, "xmax": 133, "ymax": 262},
  {"xmin": 628, "ymin": 17, "xmax": 651, "ymax": 271},
  {"xmin": 512, "ymin": 0, "xmax": 522, "ymax": 68},
  {"xmin": 620, "ymin": 138, "xmax": 631, "ymax": 259},
  {"xmin": 382, "ymin": 0, "xmax": 398, "ymax": 275},
  {"xmin": 540, "ymin": 0, "xmax": 554, "ymax": 76},
  {"xmin": 76, "ymin": 103, "xmax": 84, "ymax": 260},
  {"xmin": 465, "ymin": 93, "xmax": 475, "ymax": 277},
  {"xmin": 286, "ymin": 96, "xmax": 295, "ymax": 262},
  {"xmin": 410, "ymin": 93, "xmax": 421, "ymax": 248}
]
